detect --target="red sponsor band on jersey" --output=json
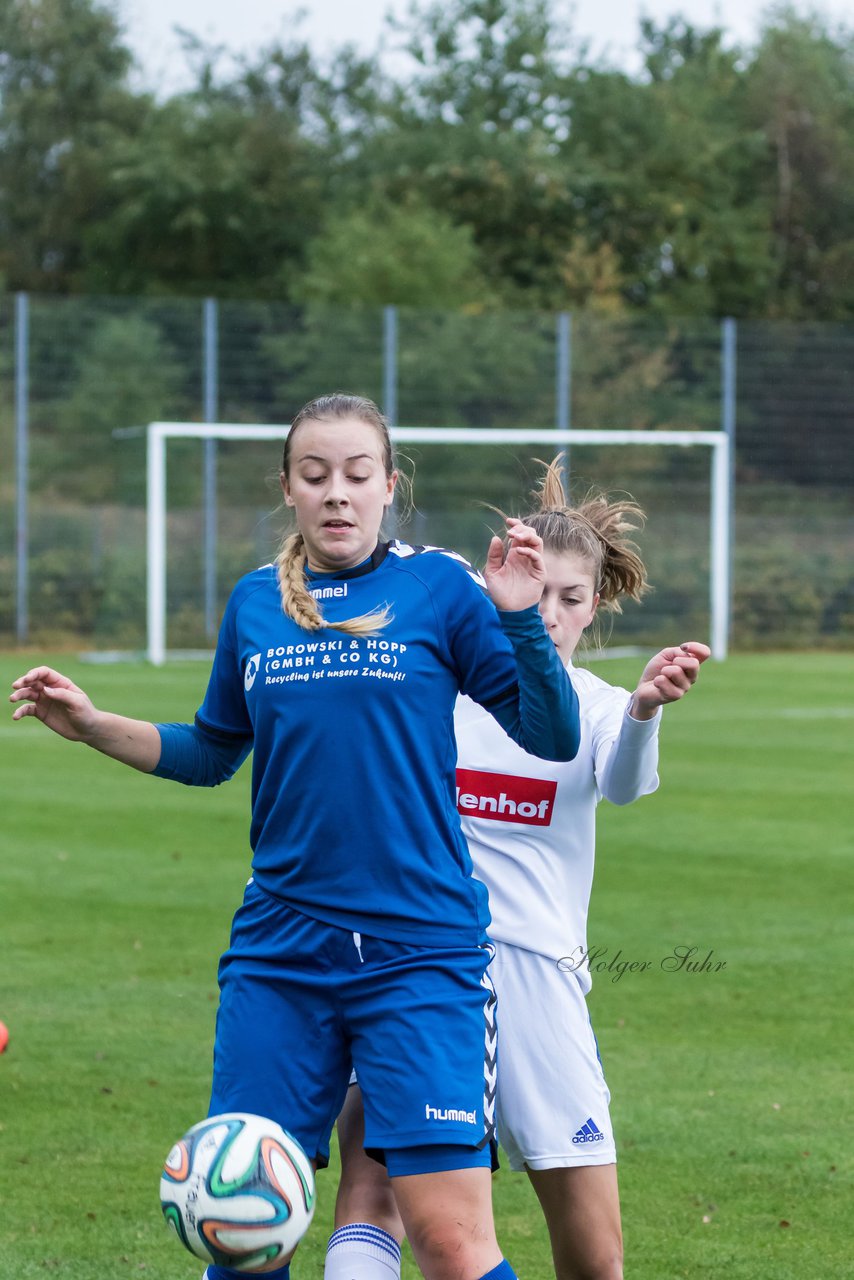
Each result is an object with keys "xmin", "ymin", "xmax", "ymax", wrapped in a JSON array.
[{"xmin": 455, "ymin": 768, "xmax": 557, "ymax": 826}]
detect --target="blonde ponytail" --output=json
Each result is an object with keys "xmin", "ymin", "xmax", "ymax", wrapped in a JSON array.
[
  {"xmin": 275, "ymin": 532, "xmax": 392, "ymax": 637},
  {"xmin": 525, "ymin": 457, "xmax": 649, "ymax": 611}
]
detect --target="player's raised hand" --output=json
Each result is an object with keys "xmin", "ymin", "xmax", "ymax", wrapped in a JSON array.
[
  {"xmin": 9, "ymin": 666, "xmax": 101, "ymax": 742},
  {"xmin": 484, "ymin": 518, "xmax": 547, "ymax": 612},
  {"xmin": 630, "ymin": 642, "xmax": 711, "ymax": 718}
]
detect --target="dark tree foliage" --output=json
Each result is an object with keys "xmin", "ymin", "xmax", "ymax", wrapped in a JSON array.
[
  {"xmin": 1, "ymin": 0, "xmax": 853, "ymax": 319},
  {"xmin": 0, "ymin": 0, "xmax": 144, "ymax": 290}
]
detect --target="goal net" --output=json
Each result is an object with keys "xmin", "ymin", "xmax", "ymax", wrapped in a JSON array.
[{"xmin": 146, "ymin": 423, "xmax": 730, "ymax": 666}]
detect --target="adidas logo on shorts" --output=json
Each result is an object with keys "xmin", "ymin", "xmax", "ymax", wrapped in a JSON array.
[{"xmin": 572, "ymin": 1117, "xmax": 605, "ymax": 1144}]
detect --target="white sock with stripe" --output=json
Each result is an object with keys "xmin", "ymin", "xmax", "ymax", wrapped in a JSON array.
[{"xmin": 324, "ymin": 1224, "xmax": 402, "ymax": 1280}]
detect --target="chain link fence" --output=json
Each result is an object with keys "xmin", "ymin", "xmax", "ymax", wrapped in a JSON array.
[{"xmin": 1, "ymin": 296, "xmax": 851, "ymax": 654}]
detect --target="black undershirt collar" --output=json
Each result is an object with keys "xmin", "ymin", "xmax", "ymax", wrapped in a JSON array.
[{"xmin": 304, "ymin": 541, "xmax": 391, "ymax": 583}]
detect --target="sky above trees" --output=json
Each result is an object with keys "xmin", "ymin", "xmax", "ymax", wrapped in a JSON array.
[{"xmin": 124, "ymin": 0, "xmax": 854, "ymax": 93}]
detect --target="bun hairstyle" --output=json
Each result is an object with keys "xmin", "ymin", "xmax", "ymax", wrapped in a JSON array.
[
  {"xmin": 523, "ymin": 457, "xmax": 649, "ymax": 611},
  {"xmin": 276, "ymin": 394, "xmax": 396, "ymax": 636}
]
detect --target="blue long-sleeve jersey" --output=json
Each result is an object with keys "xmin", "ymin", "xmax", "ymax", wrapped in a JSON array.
[{"xmin": 154, "ymin": 541, "xmax": 579, "ymax": 945}]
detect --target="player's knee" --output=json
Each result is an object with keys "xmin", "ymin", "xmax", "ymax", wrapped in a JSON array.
[
  {"xmin": 555, "ymin": 1239, "xmax": 623, "ymax": 1280},
  {"xmin": 405, "ymin": 1217, "xmax": 489, "ymax": 1278}
]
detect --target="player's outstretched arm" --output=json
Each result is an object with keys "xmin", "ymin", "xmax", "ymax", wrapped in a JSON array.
[
  {"xmin": 483, "ymin": 518, "xmax": 547, "ymax": 612},
  {"xmin": 480, "ymin": 519, "xmax": 581, "ymax": 761},
  {"xmin": 629, "ymin": 642, "xmax": 711, "ymax": 720},
  {"xmin": 9, "ymin": 666, "xmax": 161, "ymax": 772}
]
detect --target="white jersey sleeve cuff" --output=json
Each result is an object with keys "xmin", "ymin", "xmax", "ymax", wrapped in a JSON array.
[{"xmin": 598, "ymin": 704, "xmax": 661, "ymax": 806}]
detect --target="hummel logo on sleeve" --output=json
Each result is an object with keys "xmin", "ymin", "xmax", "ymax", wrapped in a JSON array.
[{"xmin": 572, "ymin": 1118, "xmax": 605, "ymax": 1144}]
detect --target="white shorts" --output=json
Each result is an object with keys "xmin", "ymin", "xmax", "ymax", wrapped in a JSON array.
[{"xmin": 491, "ymin": 940, "xmax": 616, "ymax": 1171}]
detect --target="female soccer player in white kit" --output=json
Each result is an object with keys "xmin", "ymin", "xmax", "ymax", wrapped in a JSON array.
[{"xmin": 326, "ymin": 458, "xmax": 709, "ymax": 1280}]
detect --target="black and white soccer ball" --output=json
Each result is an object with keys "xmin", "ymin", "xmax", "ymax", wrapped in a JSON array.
[{"xmin": 160, "ymin": 1112, "xmax": 316, "ymax": 1273}]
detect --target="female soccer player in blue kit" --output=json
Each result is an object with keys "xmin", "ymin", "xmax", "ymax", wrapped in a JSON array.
[
  {"xmin": 10, "ymin": 396, "xmax": 580, "ymax": 1280},
  {"xmin": 326, "ymin": 458, "xmax": 709, "ymax": 1280}
]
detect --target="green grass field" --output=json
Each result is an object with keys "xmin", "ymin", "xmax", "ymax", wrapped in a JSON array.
[{"xmin": 1, "ymin": 651, "xmax": 852, "ymax": 1279}]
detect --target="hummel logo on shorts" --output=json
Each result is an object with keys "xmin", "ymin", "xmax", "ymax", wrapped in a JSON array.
[{"xmin": 572, "ymin": 1117, "xmax": 605, "ymax": 1144}]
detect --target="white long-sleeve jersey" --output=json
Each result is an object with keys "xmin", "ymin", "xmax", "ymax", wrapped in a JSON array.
[{"xmin": 455, "ymin": 664, "xmax": 661, "ymax": 994}]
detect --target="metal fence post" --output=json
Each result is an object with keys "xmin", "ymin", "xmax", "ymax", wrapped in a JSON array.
[
  {"xmin": 15, "ymin": 292, "xmax": 29, "ymax": 643},
  {"xmin": 203, "ymin": 297, "xmax": 219, "ymax": 639},
  {"xmin": 556, "ymin": 311, "xmax": 572, "ymax": 478},
  {"xmin": 721, "ymin": 317, "xmax": 737, "ymax": 655},
  {"xmin": 383, "ymin": 306, "xmax": 398, "ymax": 425}
]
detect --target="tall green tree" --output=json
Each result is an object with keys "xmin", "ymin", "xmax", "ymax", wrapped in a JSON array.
[
  {"xmin": 79, "ymin": 36, "xmax": 347, "ymax": 297},
  {"xmin": 336, "ymin": 0, "xmax": 589, "ymax": 308},
  {"xmin": 296, "ymin": 195, "xmax": 495, "ymax": 307},
  {"xmin": 3, "ymin": 0, "xmax": 853, "ymax": 323},
  {"xmin": 0, "ymin": 0, "xmax": 143, "ymax": 290},
  {"xmin": 745, "ymin": 8, "xmax": 854, "ymax": 318},
  {"xmin": 558, "ymin": 19, "xmax": 775, "ymax": 317}
]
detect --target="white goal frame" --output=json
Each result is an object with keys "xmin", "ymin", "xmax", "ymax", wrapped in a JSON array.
[{"xmin": 147, "ymin": 422, "xmax": 731, "ymax": 666}]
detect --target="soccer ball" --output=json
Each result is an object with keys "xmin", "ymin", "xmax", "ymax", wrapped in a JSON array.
[{"xmin": 160, "ymin": 1112, "xmax": 316, "ymax": 1273}]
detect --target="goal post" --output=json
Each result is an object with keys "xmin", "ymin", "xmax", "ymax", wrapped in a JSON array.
[{"xmin": 146, "ymin": 422, "xmax": 731, "ymax": 666}]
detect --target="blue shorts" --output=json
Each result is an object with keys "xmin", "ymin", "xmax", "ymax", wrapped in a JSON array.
[{"xmin": 209, "ymin": 880, "xmax": 497, "ymax": 1168}]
